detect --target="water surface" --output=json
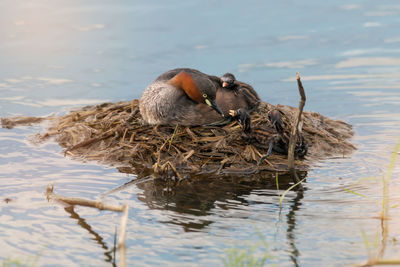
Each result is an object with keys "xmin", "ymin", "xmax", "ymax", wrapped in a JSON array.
[{"xmin": 1, "ymin": 1, "xmax": 400, "ymax": 266}]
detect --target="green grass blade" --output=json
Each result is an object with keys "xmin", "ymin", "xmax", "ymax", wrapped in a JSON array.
[
  {"xmin": 279, "ymin": 177, "xmax": 306, "ymax": 206},
  {"xmin": 343, "ymin": 188, "xmax": 368, "ymax": 198},
  {"xmin": 275, "ymin": 173, "xmax": 280, "ymax": 198}
]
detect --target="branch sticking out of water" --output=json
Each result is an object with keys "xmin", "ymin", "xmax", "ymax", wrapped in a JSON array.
[
  {"xmin": 287, "ymin": 72, "xmax": 306, "ymax": 189},
  {"xmin": 45, "ymin": 184, "xmax": 129, "ymax": 267},
  {"xmin": 46, "ymin": 184, "xmax": 124, "ymax": 212},
  {"xmin": 118, "ymin": 204, "xmax": 129, "ymax": 267}
]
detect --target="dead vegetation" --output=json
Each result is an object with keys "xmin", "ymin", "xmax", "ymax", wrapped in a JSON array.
[
  {"xmin": 20, "ymin": 98, "xmax": 355, "ymax": 180},
  {"xmin": 46, "ymin": 184, "xmax": 129, "ymax": 267},
  {"xmin": 1, "ymin": 116, "xmax": 47, "ymax": 129},
  {"xmin": 1, "ymin": 73, "xmax": 355, "ymax": 182}
]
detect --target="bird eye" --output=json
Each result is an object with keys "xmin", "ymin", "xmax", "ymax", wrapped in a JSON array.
[{"xmin": 203, "ymin": 93, "xmax": 207, "ymax": 98}]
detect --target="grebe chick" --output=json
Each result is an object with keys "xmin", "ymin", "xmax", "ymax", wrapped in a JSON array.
[{"xmin": 218, "ymin": 73, "xmax": 261, "ymax": 114}]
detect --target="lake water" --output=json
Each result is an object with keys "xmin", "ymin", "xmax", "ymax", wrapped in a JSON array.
[{"xmin": 1, "ymin": 1, "xmax": 400, "ymax": 266}]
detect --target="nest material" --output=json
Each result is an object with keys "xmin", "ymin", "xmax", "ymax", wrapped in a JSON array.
[
  {"xmin": 33, "ymin": 99, "xmax": 355, "ymax": 178},
  {"xmin": 1, "ymin": 116, "xmax": 47, "ymax": 129}
]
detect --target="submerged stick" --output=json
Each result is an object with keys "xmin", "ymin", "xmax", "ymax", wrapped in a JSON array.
[
  {"xmin": 113, "ymin": 226, "xmax": 117, "ymax": 265},
  {"xmin": 287, "ymin": 72, "xmax": 306, "ymax": 189},
  {"xmin": 118, "ymin": 203, "xmax": 129, "ymax": 267},
  {"xmin": 46, "ymin": 184, "xmax": 124, "ymax": 212},
  {"xmin": 46, "ymin": 184, "xmax": 129, "ymax": 266},
  {"xmin": 1, "ymin": 116, "xmax": 47, "ymax": 129}
]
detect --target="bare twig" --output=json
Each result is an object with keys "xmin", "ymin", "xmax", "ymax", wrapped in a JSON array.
[
  {"xmin": 118, "ymin": 203, "xmax": 129, "ymax": 267},
  {"xmin": 64, "ymin": 127, "xmax": 122, "ymax": 155},
  {"xmin": 113, "ymin": 226, "xmax": 117, "ymax": 265},
  {"xmin": 287, "ymin": 72, "xmax": 306, "ymax": 189},
  {"xmin": 24, "ymin": 88, "xmax": 354, "ymax": 179},
  {"xmin": 46, "ymin": 184, "xmax": 124, "ymax": 212},
  {"xmin": 45, "ymin": 184, "xmax": 129, "ymax": 266}
]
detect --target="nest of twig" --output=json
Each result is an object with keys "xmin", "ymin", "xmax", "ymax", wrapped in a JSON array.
[{"xmin": 29, "ymin": 99, "xmax": 354, "ymax": 179}]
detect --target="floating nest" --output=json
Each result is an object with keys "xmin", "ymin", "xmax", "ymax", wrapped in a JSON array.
[{"xmin": 8, "ymin": 98, "xmax": 355, "ymax": 181}]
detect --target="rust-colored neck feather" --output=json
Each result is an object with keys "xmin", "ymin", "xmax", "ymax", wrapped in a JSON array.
[{"xmin": 168, "ymin": 71, "xmax": 203, "ymax": 103}]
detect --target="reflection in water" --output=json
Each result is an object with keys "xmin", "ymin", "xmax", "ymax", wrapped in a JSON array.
[
  {"xmin": 282, "ymin": 72, "xmax": 400, "ymax": 82},
  {"xmin": 285, "ymin": 190, "xmax": 304, "ymax": 267},
  {"xmin": 64, "ymin": 206, "xmax": 116, "ymax": 266},
  {"xmin": 335, "ymin": 57, "xmax": 400, "ymax": 68},
  {"xmin": 73, "ymin": 24, "xmax": 105, "ymax": 32},
  {"xmin": 114, "ymin": 165, "xmax": 307, "ymax": 266},
  {"xmin": 1, "ymin": 0, "xmax": 400, "ymax": 266},
  {"xmin": 238, "ymin": 58, "xmax": 317, "ymax": 72},
  {"xmin": 118, "ymin": 167, "xmax": 306, "ymax": 217},
  {"xmin": 131, "ymin": 170, "xmax": 306, "ymax": 264}
]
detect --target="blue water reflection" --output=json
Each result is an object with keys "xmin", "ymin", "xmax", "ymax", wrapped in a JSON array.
[{"xmin": 1, "ymin": 1, "xmax": 400, "ymax": 266}]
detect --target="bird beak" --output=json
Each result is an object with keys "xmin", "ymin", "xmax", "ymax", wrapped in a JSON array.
[
  {"xmin": 222, "ymin": 82, "xmax": 228, "ymax": 88},
  {"xmin": 208, "ymin": 99, "xmax": 224, "ymax": 117}
]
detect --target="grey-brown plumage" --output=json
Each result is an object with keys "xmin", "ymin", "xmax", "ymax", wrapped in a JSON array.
[
  {"xmin": 139, "ymin": 68, "xmax": 261, "ymax": 126},
  {"xmin": 140, "ymin": 68, "xmax": 224, "ymax": 125}
]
